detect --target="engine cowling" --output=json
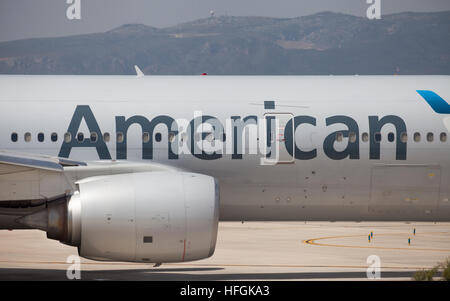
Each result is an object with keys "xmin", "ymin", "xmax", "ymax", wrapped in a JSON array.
[{"xmin": 19, "ymin": 171, "xmax": 219, "ymax": 263}]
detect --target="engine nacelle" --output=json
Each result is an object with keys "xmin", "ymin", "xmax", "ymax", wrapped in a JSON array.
[{"xmin": 19, "ymin": 172, "xmax": 219, "ymax": 263}]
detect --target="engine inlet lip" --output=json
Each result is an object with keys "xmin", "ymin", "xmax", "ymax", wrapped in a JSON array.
[
  {"xmin": 208, "ymin": 177, "xmax": 220, "ymax": 258},
  {"xmin": 66, "ymin": 192, "xmax": 82, "ymax": 247}
]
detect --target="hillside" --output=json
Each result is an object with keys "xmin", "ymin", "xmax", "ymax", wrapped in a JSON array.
[{"xmin": 0, "ymin": 11, "xmax": 449, "ymax": 75}]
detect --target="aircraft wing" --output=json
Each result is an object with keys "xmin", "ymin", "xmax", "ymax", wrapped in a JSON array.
[
  {"xmin": 0, "ymin": 150, "xmax": 86, "ymax": 174},
  {"xmin": 0, "ymin": 150, "xmax": 182, "ymax": 229},
  {"xmin": 0, "ymin": 150, "xmax": 180, "ymax": 203},
  {"xmin": 0, "ymin": 150, "xmax": 87, "ymax": 202}
]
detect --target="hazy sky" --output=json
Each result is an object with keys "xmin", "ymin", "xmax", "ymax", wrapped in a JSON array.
[{"xmin": 1, "ymin": 0, "xmax": 449, "ymax": 42}]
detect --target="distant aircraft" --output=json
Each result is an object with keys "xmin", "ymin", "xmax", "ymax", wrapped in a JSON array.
[{"xmin": 0, "ymin": 75, "xmax": 449, "ymax": 263}]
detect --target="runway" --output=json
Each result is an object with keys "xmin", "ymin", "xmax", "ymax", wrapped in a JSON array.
[{"xmin": 0, "ymin": 222, "xmax": 449, "ymax": 280}]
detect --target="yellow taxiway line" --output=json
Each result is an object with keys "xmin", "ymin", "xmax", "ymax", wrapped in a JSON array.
[{"xmin": 303, "ymin": 231, "xmax": 450, "ymax": 252}]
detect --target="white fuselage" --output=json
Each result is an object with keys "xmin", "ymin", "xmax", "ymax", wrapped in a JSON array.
[{"xmin": 1, "ymin": 75, "xmax": 449, "ymax": 221}]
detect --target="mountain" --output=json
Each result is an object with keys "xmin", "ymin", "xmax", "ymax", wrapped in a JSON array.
[{"xmin": 0, "ymin": 11, "xmax": 449, "ymax": 75}]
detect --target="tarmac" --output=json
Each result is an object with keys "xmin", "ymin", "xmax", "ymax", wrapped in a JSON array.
[{"xmin": 0, "ymin": 221, "xmax": 449, "ymax": 281}]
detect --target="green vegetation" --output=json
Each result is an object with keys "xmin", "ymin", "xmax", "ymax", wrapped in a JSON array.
[
  {"xmin": 412, "ymin": 267, "xmax": 438, "ymax": 281},
  {"xmin": 412, "ymin": 258, "xmax": 450, "ymax": 281},
  {"xmin": 439, "ymin": 258, "xmax": 450, "ymax": 281}
]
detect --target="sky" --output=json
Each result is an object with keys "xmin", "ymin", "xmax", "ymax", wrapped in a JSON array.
[{"xmin": 0, "ymin": 0, "xmax": 449, "ymax": 42}]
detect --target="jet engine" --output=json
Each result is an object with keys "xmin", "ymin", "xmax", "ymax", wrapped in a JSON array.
[{"xmin": 18, "ymin": 171, "xmax": 219, "ymax": 263}]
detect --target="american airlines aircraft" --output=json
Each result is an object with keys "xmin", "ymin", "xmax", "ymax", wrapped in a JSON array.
[{"xmin": 0, "ymin": 75, "xmax": 449, "ymax": 263}]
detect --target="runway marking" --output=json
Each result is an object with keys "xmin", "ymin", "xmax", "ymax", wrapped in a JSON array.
[
  {"xmin": 303, "ymin": 231, "xmax": 450, "ymax": 252},
  {"xmin": 164, "ymin": 262, "xmax": 424, "ymax": 270},
  {"xmin": 0, "ymin": 260, "xmax": 427, "ymax": 270}
]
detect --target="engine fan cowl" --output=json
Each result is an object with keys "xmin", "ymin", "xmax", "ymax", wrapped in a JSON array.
[
  {"xmin": 75, "ymin": 171, "xmax": 219, "ymax": 263},
  {"xmin": 19, "ymin": 171, "xmax": 219, "ymax": 263}
]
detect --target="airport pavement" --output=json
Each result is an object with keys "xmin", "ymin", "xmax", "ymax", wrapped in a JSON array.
[{"xmin": 0, "ymin": 222, "xmax": 449, "ymax": 280}]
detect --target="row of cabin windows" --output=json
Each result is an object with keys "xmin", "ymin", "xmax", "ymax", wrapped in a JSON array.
[
  {"xmin": 356, "ymin": 132, "xmax": 447, "ymax": 143},
  {"xmin": 10, "ymin": 132, "xmax": 166, "ymax": 143},
  {"xmin": 10, "ymin": 131, "xmax": 448, "ymax": 144}
]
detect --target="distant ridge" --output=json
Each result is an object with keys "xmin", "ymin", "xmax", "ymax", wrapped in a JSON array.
[
  {"xmin": 107, "ymin": 24, "xmax": 158, "ymax": 34},
  {"xmin": 0, "ymin": 11, "xmax": 449, "ymax": 75}
]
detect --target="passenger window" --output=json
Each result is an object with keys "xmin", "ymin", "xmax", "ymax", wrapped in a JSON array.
[
  {"xmin": 440, "ymin": 132, "xmax": 447, "ymax": 142},
  {"xmin": 103, "ymin": 132, "xmax": 110, "ymax": 142},
  {"xmin": 362, "ymin": 132, "xmax": 368, "ymax": 142},
  {"xmin": 143, "ymin": 132, "xmax": 150, "ymax": 143},
  {"xmin": 51, "ymin": 133, "xmax": 58, "ymax": 142},
  {"xmin": 24, "ymin": 132, "xmax": 31, "ymax": 142},
  {"xmin": 349, "ymin": 132, "xmax": 356, "ymax": 143},
  {"xmin": 11, "ymin": 133, "xmax": 18, "ymax": 142},
  {"xmin": 64, "ymin": 132, "xmax": 72, "ymax": 143},
  {"xmin": 427, "ymin": 132, "xmax": 434, "ymax": 142},
  {"xmin": 388, "ymin": 132, "xmax": 394, "ymax": 142},
  {"xmin": 374, "ymin": 132, "xmax": 381, "ymax": 143},
  {"xmin": 90, "ymin": 132, "xmax": 98, "ymax": 143},
  {"xmin": 414, "ymin": 132, "xmax": 421, "ymax": 142},
  {"xmin": 155, "ymin": 132, "xmax": 162, "ymax": 142},
  {"xmin": 77, "ymin": 132, "xmax": 84, "ymax": 142},
  {"xmin": 336, "ymin": 132, "xmax": 343, "ymax": 142},
  {"xmin": 117, "ymin": 132, "xmax": 124, "ymax": 143},
  {"xmin": 38, "ymin": 133, "xmax": 44, "ymax": 142},
  {"xmin": 168, "ymin": 132, "xmax": 176, "ymax": 143},
  {"xmin": 400, "ymin": 132, "xmax": 407, "ymax": 143}
]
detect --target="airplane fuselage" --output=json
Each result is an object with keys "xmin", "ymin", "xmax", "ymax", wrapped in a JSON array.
[{"xmin": 1, "ymin": 75, "xmax": 450, "ymax": 221}]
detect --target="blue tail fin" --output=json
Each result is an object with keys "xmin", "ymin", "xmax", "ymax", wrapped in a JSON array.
[{"xmin": 417, "ymin": 90, "xmax": 450, "ymax": 114}]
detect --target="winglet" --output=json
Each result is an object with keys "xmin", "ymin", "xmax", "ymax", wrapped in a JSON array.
[{"xmin": 134, "ymin": 65, "xmax": 144, "ymax": 78}]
